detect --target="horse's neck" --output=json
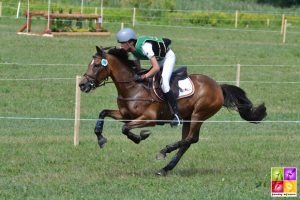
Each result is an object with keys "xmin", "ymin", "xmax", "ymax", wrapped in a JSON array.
[{"xmin": 108, "ymin": 57, "xmax": 143, "ymax": 97}]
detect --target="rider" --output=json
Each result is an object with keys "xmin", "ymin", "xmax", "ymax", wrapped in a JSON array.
[{"xmin": 116, "ymin": 28, "xmax": 181, "ymax": 127}]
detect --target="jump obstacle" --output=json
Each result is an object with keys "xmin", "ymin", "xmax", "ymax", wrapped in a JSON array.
[{"xmin": 17, "ymin": 11, "xmax": 111, "ymax": 36}]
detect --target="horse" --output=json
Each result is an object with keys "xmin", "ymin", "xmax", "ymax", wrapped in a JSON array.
[{"xmin": 79, "ymin": 46, "xmax": 267, "ymax": 176}]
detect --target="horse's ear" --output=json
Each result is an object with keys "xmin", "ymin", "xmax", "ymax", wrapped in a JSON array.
[{"xmin": 96, "ymin": 46, "xmax": 101, "ymax": 53}]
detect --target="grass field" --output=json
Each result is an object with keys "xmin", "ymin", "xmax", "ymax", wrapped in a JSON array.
[{"xmin": 0, "ymin": 12, "xmax": 300, "ymax": 200}]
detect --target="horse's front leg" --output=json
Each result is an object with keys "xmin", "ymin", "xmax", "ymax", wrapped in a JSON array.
[
  {"xmin": 95, "ymin": 109, "xmax": 123, "ymax": 148},
  {"xmin": 121, "ymin": 116, "xmax": 156, "ymax": 144}
]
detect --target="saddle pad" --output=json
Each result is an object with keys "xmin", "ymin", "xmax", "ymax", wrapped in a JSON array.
[
  {"xmin": 178, "ymin": 77, "xmax": 194, "ymax": 99},
  {"xmin": 153, "ymin": 76, "xmax": 195, "ymax": 101}
]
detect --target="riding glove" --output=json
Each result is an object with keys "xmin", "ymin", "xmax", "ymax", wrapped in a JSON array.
[{"xmin": 134, "ymin": 74, "xmax": 146, "ymax": 82}]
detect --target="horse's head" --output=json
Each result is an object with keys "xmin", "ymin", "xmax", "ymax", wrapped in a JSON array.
[{"xmin": 79, "ymin": 46, "xmax": 110, "ymax": 93}]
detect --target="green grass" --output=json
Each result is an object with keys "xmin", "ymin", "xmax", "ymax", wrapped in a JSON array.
[{"xmin": 0, "ymin": 16, "xmax": 300, "ymax": 199}]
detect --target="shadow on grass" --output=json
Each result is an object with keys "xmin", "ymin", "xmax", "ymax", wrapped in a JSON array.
[{"xmin": 173, "ymin": 168, "xmax": 222, "ymax": 177}]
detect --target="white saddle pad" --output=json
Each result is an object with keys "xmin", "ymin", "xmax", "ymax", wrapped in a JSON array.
[{"xmin": 178, "ymin": 77, "xmax": 194, "ymax": 99}]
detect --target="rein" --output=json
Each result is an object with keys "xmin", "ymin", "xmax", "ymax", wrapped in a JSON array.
[
  {"xmin": 117, "ymin": 96, "xmax": 161, "ymax": 102},
  {"xmin": 83, "ymin": 46, "xmax": 161, "ymax": 102}
]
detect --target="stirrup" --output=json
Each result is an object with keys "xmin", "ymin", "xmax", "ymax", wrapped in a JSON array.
[{"xmin": 170, "ymin": 114, "xmax": 181, "ymax": 127}]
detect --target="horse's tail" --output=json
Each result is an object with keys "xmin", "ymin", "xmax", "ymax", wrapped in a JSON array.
[{"xmin": 220, "ymin": 84, "xmax": 267, "ymax": 123}]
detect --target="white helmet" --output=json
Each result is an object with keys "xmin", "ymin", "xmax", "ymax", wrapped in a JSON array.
[{"xmin": 116, "ymin": 28, "xmax": 137, "ymax": 43}]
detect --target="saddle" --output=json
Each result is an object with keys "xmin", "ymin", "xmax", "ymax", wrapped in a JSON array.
[{"xmin": 152, "ymin": 67, "xmax": 195, "ymax": 101}]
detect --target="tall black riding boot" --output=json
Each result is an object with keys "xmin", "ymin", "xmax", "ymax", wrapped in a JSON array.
[{"xmin": 164, "ymin": 90, "xmax": 181, "ymax": 127}]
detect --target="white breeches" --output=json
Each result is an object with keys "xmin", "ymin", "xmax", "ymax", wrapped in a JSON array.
[{"xmin": 158, "ymin": 49, "xmax": 176, "ymax": 93}]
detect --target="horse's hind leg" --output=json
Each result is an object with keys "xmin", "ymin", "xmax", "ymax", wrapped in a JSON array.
[
  {"xmin": 156, "ymin": 121, "xmax": 202, "ymax": 176},
  {"xmin": 156, "ymin": 121, "xmax": 191, "ymax": 160},
  {"xmin": 156, "ymin": 145, "xmax": 190, "ymax": 176}
]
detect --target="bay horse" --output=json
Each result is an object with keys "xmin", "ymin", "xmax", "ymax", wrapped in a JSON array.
[{"xmin": 79, "ymin": 46, "xmax": 267, "ymax": 176}]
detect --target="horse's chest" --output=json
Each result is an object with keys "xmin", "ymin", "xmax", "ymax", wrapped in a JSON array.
[{"xmin": 119, "ymin": 101, "xmax": 149, "ymax": 117}]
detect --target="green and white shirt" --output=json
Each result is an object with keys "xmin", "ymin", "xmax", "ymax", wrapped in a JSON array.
[{"xmin": 133, "ymin": 36, "xmax": 170, "ymax": 61}]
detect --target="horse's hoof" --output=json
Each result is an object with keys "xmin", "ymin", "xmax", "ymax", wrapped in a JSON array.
[
  {"xmin": 140, "ymin": 130, "xmax": 151, "ymax": 140},
  {"xmin": 156, "ymin": 152, "xmax": 166, "ymax": 160},
  {"xmin": 98, "ymin": 136, "xmax": 107, "ymax": 149},
  {"xmin": 156, "ymin": 169, "xmax": 167, "ymax": 176}
]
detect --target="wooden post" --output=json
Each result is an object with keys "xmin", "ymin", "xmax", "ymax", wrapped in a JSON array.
[
  {"xmin": 267, "ymin": 18, "xmax": 270, "ymax": 27},
  {"xmin": 282, "ymin": 19, "xmax": 287, "ymax": 44},
  {"xmin": 121, "ymin": 22, "xmax": 124, "ymax": 29},
  {"xmin": 100, "ymin": 0, "xmax": 103, "ymax": 17},
  {"xmin": 0, "ymin": 2, "xmax": 3, "ymax": 17},
  {"xmin": 281, "ymin": 14, "xmax": 285, "ymax": 34},
  {"xmin": 74, "ymin": 76, "xmax": 81, "ymax": 146},
  {"xmin": 16, "ymin": 1, "xmax": 21, "ymax": 18},
  {"xmin": 96, "ymin": 16, "xmax": 102, "ymax": 32},
  {"xmin": 27, "ymin": 0, "xmax": 30, "ymax": 32},
  {"xmin": 46, "ymin": 0, "xmax": 51, "ymax": 33},
  {"xmin": 132, "ymin": 7, "xmax": 136, "ymax": 27},
  {"xmin": 81, "ymin": 0, "xmax": 84, "ymax": 14},
  {"xmin": 235, "ymin": 10, "xmax": 238, "ymax": 28},
  {"xmin": 26, "ymin": 13, "xmax": 31, "ymax": 32},
  {"xmin": 236, "ymin": 64, "xmax": 241, "ymax": 87}
]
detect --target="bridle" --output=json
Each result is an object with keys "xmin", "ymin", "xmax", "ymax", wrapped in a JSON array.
[
  {"xmin": 83, "ymin": 48, "xmax": 110, "ymax": 89},
  {"xmin": 83, "ymin": 62, "xmax": 110, "ymax": 88}
]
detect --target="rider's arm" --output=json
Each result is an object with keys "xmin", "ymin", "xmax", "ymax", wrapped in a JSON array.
[
  {"xmin": 145, "ymin": 57, "xmax": 160, "ymax": 78},
  {"xmin": 141, "ymin": 42, "xmax": 160, "ymax": 78}
]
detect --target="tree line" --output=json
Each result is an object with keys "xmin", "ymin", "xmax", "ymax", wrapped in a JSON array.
[{"xmin": 257, "ymin": 0, "xmax": 300, "ymax": 7}]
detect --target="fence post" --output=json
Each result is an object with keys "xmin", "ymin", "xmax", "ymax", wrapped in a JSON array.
[
  {"xmin": 236, "ymin": 63, "xmax": 241, "ymax": 87},
  {"xmin": 281, "ymin": 14, "xmax": 285, "ymax": 34},
  {"xmin": 0, "ymin": 2, "xmax": 2, "ymax": 17},
  {"xmin": 74, "ymin": 76, "xmax": 81, "ymax": 146},
  {"xmin": 26, "ymin": 0, "xmax": 30, "ymax": 32},
  {"xmin": 16, "ymin": 1, "xmax": 21, "ymax": 18},
  {"xmin": 132, "ymin": 7, "xmax": 136, "ymax": 27},
  {"xmin": 100, "ymin": 0, "xmax": 103, "ymax": 19},
  {"xmin": 46, "ymin": 0, "xmax": 51, "ymax": 32},
  {"xmin": 282, "ymin": 19, "xmax": 287, "ymax": 44},
  {"xmin": 121, "ymin": 22, "xmax": 124, "ymax": 29},
  {"xmin": 81, "ymin": 0, "xmax": 84, "ymax": 14},
  {"xmin": 235, "ymin": 10, "xmax": 239, "ymax": 28}
]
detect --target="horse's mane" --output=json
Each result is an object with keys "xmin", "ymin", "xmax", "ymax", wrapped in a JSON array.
[{"xmin": 108, "ymin": 48, "xmax": 137, "ymax": 72}]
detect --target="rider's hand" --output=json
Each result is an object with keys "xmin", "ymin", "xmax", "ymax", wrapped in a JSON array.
[{"xmin": 134, "ymin": 74, "xmax": 146, "ymax": 82}]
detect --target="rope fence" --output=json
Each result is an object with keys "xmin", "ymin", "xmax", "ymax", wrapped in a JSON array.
[
  {"xmin": 2, "ymin": 15, "xmax": 300, "ymax": 35},
  {"xmin": 1, "ymin": 116, "xmax": 299, "ymax": 123},
  {"xmin": 1, "ymin": 2, "xmax": 299, "ymax": 145},
  {"xmin": 0, "ymin": 62, "xmax": 299, "ymax": 85},
  {"xmin": 1, "ymin": 62, "xmax": 299, "ymax": 67}
]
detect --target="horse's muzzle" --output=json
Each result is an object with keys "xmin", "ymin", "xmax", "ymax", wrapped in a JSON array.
[{"xmin": 79, "ymin": 79, "xmax": 95, "ymax": 93}]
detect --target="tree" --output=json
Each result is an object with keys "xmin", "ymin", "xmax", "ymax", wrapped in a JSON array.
[{"xmin": 257, "ymin": 0, "xmax": 300, "ymax": 7}]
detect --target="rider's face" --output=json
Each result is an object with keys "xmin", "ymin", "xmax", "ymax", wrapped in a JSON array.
[
  {"xmin": 120, "ymin": 42, "xmax": 130, "ymax": 50},
  {"xmin": 120, "ymin": 41, "xmax": 135, "ymax": 52}
]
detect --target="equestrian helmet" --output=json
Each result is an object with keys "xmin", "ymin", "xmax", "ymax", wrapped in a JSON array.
[{"xmin": 116, "ymin": 28, "xmax": 137, "ymax": 43}]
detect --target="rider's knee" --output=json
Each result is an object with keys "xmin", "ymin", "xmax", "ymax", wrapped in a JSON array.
[{"xmin": 160, "ymin": 77, "xmax": 170, "ymax": 93}]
